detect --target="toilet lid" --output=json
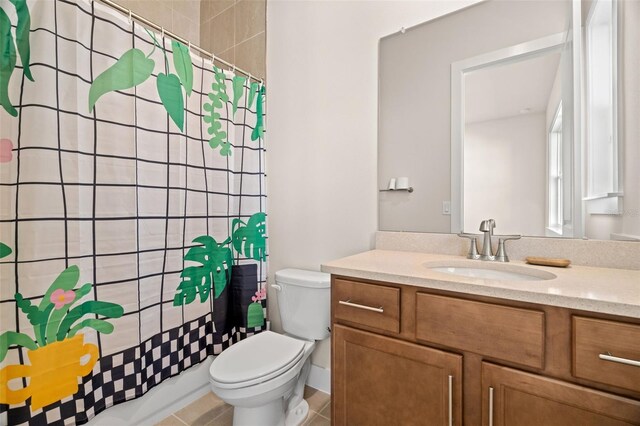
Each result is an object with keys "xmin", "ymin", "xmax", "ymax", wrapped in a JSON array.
[{"xmin": 210, "ymin": 331, "xmax": 306, "ymax": 387}]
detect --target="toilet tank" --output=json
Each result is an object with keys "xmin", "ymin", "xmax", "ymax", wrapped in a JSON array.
[{"xmin": 274, "ymin": 269, "xmax": 331, "ymax": 340}]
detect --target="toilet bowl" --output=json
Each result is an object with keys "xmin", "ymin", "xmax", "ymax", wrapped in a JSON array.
[
  {"xmin": 209, "ymin": 269, "xmax": 331, "ymax": 426},
  {"xmin": 209, "ymin": 331, "xmax": 315, "ymax": 426}
]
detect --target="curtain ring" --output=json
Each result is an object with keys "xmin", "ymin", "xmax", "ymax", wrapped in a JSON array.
[
  {"xmin": 161, "ymin": 27, "xmax": 165, "ymax": 39},
  {"xmin": 188, "ymin": 41, "xmax": 192, "ymax": 52},
  {"xmin": 128, "ymin": 9, "xmax": 133, "ymax": 24}
]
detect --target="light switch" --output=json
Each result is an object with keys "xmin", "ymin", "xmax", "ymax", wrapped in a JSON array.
[{"xmin": 442, "ymin": 201, "xmax": 451, "ymax": 215}]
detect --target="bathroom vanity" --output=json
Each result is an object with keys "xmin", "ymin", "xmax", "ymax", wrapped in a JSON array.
[{"xmin": 323, "ymin": 249, "xmax": 640, "ymax": 425}]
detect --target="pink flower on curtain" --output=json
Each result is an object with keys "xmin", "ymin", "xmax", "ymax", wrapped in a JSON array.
[
  {"xmin": 50, "ymin": 289, "xmax": 75, "ymax": 309},
  {"xmin": 251, "ymin": 286, "xmax": 266, "ymax": 303},
  {"xmin": 0, "ymin": 139, "xmax": 13, "ymax": 163}
]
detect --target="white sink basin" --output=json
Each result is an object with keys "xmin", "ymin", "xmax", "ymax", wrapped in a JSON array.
[{"xmin": 426, "ymin": 262, "xmax": 556, "ymax": 281}]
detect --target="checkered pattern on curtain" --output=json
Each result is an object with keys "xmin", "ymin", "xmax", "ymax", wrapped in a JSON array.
[{"xmin": 0, "ymin": 0, "xmax": 266, "ymax": 424}]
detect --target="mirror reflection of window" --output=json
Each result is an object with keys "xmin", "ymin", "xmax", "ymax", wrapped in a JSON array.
[
  {"xmin": 548, "ymin": 103, "xmax": 563, "ymax": 235},
  {"xmin": 585, "ymin": 0, "xmax": 618, "ymax": 199}
]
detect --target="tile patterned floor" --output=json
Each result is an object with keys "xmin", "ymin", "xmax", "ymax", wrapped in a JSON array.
[{"xmin": 156, "ymin": 386, "xmax": 330, "ymax": 426}]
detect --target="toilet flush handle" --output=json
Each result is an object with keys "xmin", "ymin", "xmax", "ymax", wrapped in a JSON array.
[{"xmin": 270, "ymin": 284, "xmax": 282, "ymax": 291}]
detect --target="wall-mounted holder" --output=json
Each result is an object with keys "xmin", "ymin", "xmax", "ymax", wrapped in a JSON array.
[{"xmin": 379, "ymin": 187, "xmax": 414, "ymax": 193}]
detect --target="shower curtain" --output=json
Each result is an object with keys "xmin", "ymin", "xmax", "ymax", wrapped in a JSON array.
[{"xmin": 0, "ymin": 0, "xmax": 267, "ymax": 424}]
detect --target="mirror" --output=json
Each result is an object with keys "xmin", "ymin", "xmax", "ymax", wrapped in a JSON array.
[
  {"xmin": 378, "ymin": 0, "xmax": 639, "ymax": 240},
  {"xmin": 455, "ymin": 34, "xmax": 575, "ymax": 238}
]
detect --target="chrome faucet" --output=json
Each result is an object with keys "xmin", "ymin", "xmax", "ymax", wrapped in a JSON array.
[
  {"xmin": 458, "ymin": 219, "xmax": 521, "ymax": 262},
  {"xmin": 479, "ymin": 219, "xmax": 496, "ymax": 260}
]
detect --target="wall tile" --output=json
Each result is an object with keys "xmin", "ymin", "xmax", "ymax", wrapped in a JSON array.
[
  {"xmin": 200, "ymin": 0, "xmax": 211, "ymax": 23},
  {"xmin": 235, "ymin": 0, "xmax": 265, "ymax": 43},
  {"xmin": 136, "ymin": 0, "xmax": 174, "ymax": 30},
  {"xmin": 211, "ymin": 6, "xmax": 235, "ymax": 54},
  {"xmin": 200, "ymin": 0, "xmax": 266, "ymax": 79},
  {"xmin": 234, "ymin": 31, "xmax": 265, "ymax": 79},
  {"xmin": 209, "ymin": 0, "xmax": 235, "ymax": 19},
  {"xmin": 172, "ymin": 0, "xmax": 200, "ymax": 20},
  {"xmin": 172, "ymin": 11, "xmax": 199, "ymax": 45},
  {"xmin": 200, "ymin": 18, "xmax": 213, "ymax": 52},
  {"xmin": 217, "ymin": 47, "xmax": 235, "ymax": 65},
  {"xmin": 113, "ymin": 0, "xmax": 200, "ymax": 46}
]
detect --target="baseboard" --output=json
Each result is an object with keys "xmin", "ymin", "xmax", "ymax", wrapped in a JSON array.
[
  {"xmin": 87, "ymin": 357, "xmax": 213, "ymax": 425},
  {"xmin": 306, "ymin": 364, "xmax": 331, "ymax": 395}
]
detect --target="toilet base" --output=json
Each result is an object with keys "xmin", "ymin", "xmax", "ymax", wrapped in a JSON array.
[
  {"xmin": 233, "ymin": 398, "xmax": 285, "ymax": 426},
  {"xmin": 285, "ymin": 399, "xmax": 309, "ymax": 426}
]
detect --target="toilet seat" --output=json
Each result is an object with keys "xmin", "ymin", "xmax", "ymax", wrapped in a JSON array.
[{"xmin": 210, "ymin": 331, "xmax": 306, "ymax": 389}]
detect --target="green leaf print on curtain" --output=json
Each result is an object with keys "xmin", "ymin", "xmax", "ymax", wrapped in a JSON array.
[
  {"xmin": 88, "ymin": 48, "xmax": 155, "ymax": 112},
  {"xmin": 9, "ymin": 0, "xmax": 33, "ymax": 82},
  {"xmin": 0, "ymin": 0, "xmax": 34, "ymax": 117},
  {"xmin": 203, "ymin": 66, "xmax": 232, "ymax": 156},
  {"xmin": 232, "ymin": 212, "xmax": 267, "ymax": 262},
  {"xmin": 89, "ymin": 31, "xmax": 191, "ymax": 131},
  {"xmin": 232, "ymin": 75, "xmax": 246, "ymax": 115},
  {"xmin": 247, "ymin": 81, "xmax": 259, "ymax": 108},
  {"xmin": 171, "ymin": 40, "xmax": 193, "ymax": 96},
  {"xmin": 157, "ymin": 72, "xmax": 185, "ymax": 131},
  {"xmin": 6, "ymin": 265, "xmax": 124, "ymax": 349},
  {"xmin": 0, "ymin": 242, "xmax": 11, "ymax": 258},
  {"xmin": 174, "ymin": 236, "xmax": 233, "ymax": 306},
  {"xmin": 0, "ymin": 7, "xmax": 18, "ymax": 117},
  {"xmin": 251, "ymin": 85, "xmax": 265, "ymax": 141}
]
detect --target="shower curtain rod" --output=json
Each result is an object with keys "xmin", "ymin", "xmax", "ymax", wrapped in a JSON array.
[{"xmin": 94, "ymin": 0, "xmax": 264, "ymax": 83}]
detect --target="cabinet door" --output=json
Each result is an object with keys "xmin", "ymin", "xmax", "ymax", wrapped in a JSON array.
[
  {"xmin": 481, "ymin": 362, "xmax": 640, "ymax": 426},
  {"xmin": 333, "ymin": 324, "xmax": 462, "ymax": 426}
]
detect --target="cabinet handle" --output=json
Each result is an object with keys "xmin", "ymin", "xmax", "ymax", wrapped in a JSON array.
[
  {"xmin": 448, "ymin": 375, "xmax": 453, "ymax": 426},
  {"xmin": 599, "ymin": 352, "xmax": 640, "ymax": 367},
  {"xmin": 338, "ymin": 299, "xmax": 384, "ymax": 313},
  {"xmin": 488, "ymin": 386, "xmax": 494, "ymax": 426}
]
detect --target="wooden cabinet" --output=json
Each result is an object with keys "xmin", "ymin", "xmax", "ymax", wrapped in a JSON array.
[
  {"xmin": 333, "ymin": 324, "xmax": 463, "ymax": 425},
  {"xmin": 573, "ymin": 316, "xmax": 640, "ymax": 393},
  {"xmin": 333, "ymin": 278, "xmax": 400, "ymax": 333},
  {"xmin": 330, "ymin": 275, "xmax": 640, "ymax": 426},
  {"xmin": 416, "ymin": 293, "xmax": 545, "ymax": 369},
  {"xmin": 482, "ymin": 362, "xmax": 640, "ymax": 425}
]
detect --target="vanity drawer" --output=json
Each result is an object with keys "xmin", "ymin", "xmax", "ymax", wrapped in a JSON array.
[
  {"xmin": 416, "ymin": 293, "xmax": 545, "ymax": 369},
  {"xmin": 573, "ymin": 316, "xmax": 640, "ymax": 393},
  {"xmin": 333, "ymin": 279, "xmax": 400, "ymax": 333}
]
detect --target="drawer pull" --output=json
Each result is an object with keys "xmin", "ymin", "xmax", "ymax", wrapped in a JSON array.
[
  {"xmin": 338, "ymin": 299, "xmax": 384, "ymax": 313},
  {"xmin": 488, "ymin": 386, "xmax": 494, "ymax": 426},
  {"xmin": 448, "ymin": 375, "xmax": 453, "ymax": 426},
  {"xmin": 599, "ymin": 352, "xmax": 640, "ymax": 368}
]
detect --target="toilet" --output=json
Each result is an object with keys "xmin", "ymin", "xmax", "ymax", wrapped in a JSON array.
[{"xmin": 209, "ymin": 269, "xmax": 331, "ymax": 426}]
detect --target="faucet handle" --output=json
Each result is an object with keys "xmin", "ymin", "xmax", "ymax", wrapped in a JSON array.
[
  {"xmin": 494, "ymin": 235, "xmax": 521, "ymax": 262},
  {"xmin": 479, "ymin": 219, "xmax": 496, "ymax": 233},
  {"xmin": 457, "ymin": 233, "xmax": 480, "ymax": 260}
]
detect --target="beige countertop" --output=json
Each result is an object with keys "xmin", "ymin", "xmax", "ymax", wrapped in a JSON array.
[{"xmin": 321, "ymin": 249, "xmax": 640, "ymax": 318}]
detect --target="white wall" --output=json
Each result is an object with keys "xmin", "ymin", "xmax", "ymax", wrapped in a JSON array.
[
  {"xmin": 266, "ymin": 0, "xmax": 481, "ymax": 370},
  {"xmin": 464, "ymin": 113, "xmax": 547, "ymax": 236}
]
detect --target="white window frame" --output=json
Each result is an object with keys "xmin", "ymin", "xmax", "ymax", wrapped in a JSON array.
[
  {"xmin": 583, "ymin": 0, "xmax": 623, "ymax": 214},
  {"xmin": 547, "ymin": 102, "xmax": 563, "ymax": 235}
]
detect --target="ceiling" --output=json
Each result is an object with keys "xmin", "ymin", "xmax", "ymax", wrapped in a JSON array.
[{"xmin": 465, "ymin": 50, "xmax": 562, "ymax": 124}]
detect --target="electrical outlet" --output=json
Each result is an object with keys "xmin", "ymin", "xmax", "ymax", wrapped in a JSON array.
[{"xmin": 442, "ymin": 201, "xmax": 451, "ymax": 215}]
